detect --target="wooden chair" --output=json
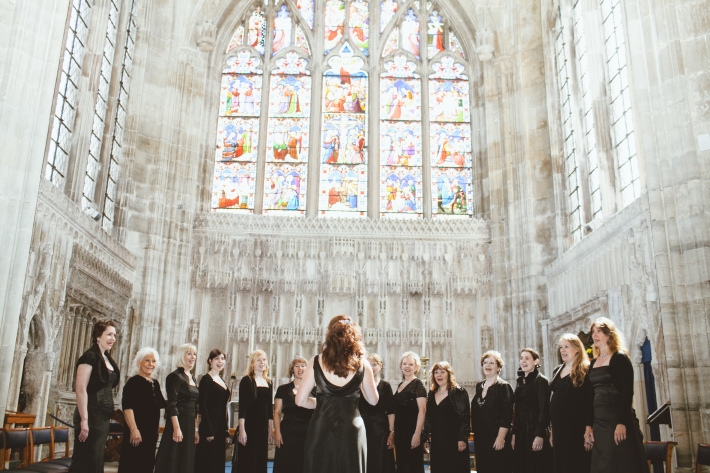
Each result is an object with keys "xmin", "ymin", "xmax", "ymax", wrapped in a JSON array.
[
  {"xmin": 468, "ymin": 432, "xmax": 476, "ymax": 471},
  {"xmin": 2, "ymin": 428, "xmax": 30, "ymax": 470},
  {"xmin": 26, "ymin": 427, "xmax": 67, "ymax": 472},
  {"xmin": 103, "ymin": 410, "xmax": 125, "ymax": 463},
  {"xmin": 4, "ymin": 412, "xmax": 36, "ymax": 429},
  {"xmin": 645, "ymin": 440, "xmax": 678, "ymax": 473},
  {"xmin": 696, "ymin": 443, "xmax": 710, "ymax": 472}
]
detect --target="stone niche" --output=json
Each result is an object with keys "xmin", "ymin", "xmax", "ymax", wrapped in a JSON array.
[{"xmin": 189, "ymin": 213, "xmax": 491, "ymax": 394}]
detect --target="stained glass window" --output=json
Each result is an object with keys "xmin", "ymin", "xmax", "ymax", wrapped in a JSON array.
[
  {"xmin": 248, "ymin": 7, "xmax": 267, "ymax": 54},
  {"xmin": 320, "ymin": 44, "xmax": 368, "ymax": 216},
  {"xmin": 380, "ymin": 0, "xmax": 397, "ymax": 32},
  {"xmin": 349, "ymin": 0, "xmax": 369, "ymax": 55},
  {"xmin": 380, "ymin": 55, "xmax": 422, "ymax": 216},
  {"xmin": 401, "ymin": 9, "xmax": 420, "ymax": 58},
  {"xmin": 324, "ymin": 0, "xmax": 345, "ymax": 55},
  {"xmin": 430, "ymin": 55, "xmax": 473, "ymax": 216},
  {"xmin": 46, "ymin": 0, "xmax": 93, "ymax": 189},
  {"xmin": 427, "ymin": 11, "xmax": 444, "ymax": 58},
  {"xmin": 297, "ymin": 0, "xmax": 314, "ymax": 29},
  {"xmin": 272, "ymin": 5, "xmax": 293, "ymax": 55}
]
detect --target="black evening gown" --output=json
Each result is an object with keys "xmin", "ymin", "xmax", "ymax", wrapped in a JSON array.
[
  {"xmin": 303, "ymin": 355, "xmax": 366, "ymax": 473},
  {"xmin": 273, "ymin": 381, "xmax": 314, "ymax": 473},
  {"xmin": 69, "ymin": 343, "xmax": 120, "ymax": 473},
  {"xmin": 428, "ymin": 394, "xmax": 469, "ymax": 473},
  {"xmin": 471, "ymin": 379, "xmax": 514, "ymax": 473},
  {"xmin": 235, "ymin": 378, "xmax": 273, "ymax": 473},
  {"xmin": 549, "ymin": 367, "xmax": 592, "ymax": 473},
  {"xmin": 154, "ymin": 370, "xmax": 199, "ymax": 473},
  {"xmin": 118, "ymin": 376, "xmax": 167, "ymax": 473},
  {"xmin": 512, "ymin": 368, "xmax": 552, "ymax": 473},
  {"xmin": 359, "ymin": 380, "xmax": 396, "ymax": 473},
  {"xmin": 196, "ymin": 375, "xmax": 230, "ymax": 473},
  {"xmin": 589, "ymin": 364, "xmax": 646, "ymax": 473},
  {"xmin": 393, "ymin": 378, "xmax": 427, "ymax": 473}
]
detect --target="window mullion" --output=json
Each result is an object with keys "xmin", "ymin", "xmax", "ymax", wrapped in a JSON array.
[{"xmin": 420, "ymin": 12, "xmax": 431, "ymax": 219}]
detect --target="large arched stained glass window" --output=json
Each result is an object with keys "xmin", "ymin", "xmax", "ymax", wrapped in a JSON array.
[{"xmin": 213, "ymin": 0, "xmax": 475, "ymax": 218}]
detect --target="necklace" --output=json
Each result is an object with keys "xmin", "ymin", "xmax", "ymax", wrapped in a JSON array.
[{"xmin": 599, "ymin": 352, "xmax": 610, "ymax": 358}]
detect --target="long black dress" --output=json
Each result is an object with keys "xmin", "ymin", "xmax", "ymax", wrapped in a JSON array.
[
  {"xmin": 69, "ymin": 344, "xmax": 120, "ymax": 473},
  {"xmin": 273, "ymin": 381, "xmax": 314, "ymax": 473},
  {"xmin": 359, "ymin": 380, "xmax": 396, "ymax": 473},
  {"xmin": 589, "ymin": 354, "xmax": 646, "ymax": 473},
  {"xmin": 154, "ymin": 369, "xmax": 199, "ymax": 473},
  {"xmin": 549, "ymin": 365, "xmax": 592, "ymax": 473},
  {"xmin": 303, "ymin": 355, "xmax": 366, "ymax": 473},
  {"xmin": 196, "ymin": 374, "xmax": 230, "ymax": 473},
  {"xmin": 427, "ymin": 392, "xmax": 470, "ymax": 473},
  {"xmin": 393, "ymin": 378, "xmax": 427, "ymax": 473},
  {"xmin": 234, "ymin": 376, "xmax": 273, "ymax": 473},
  {"xmin": 471, "ymin": 378, "xmax": 514, "ymax": 473},
  {"xmin": 118, "ymin": 376, "xmax": 167, "ymax": 473},
  {"xmin": 512, "ymin": 368, "xmax": 552, "ymax": 473}
]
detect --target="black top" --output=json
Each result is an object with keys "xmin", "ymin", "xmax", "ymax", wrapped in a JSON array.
[
  {"xmin": 77, "ymin": 344, "xmax": 120, "ymax": 394},
  {"xmin": 275, "ymin": 382, "xmax": 314, "ymax": 424},
  {"xmin": 588, "ymin": 352, "xmax": 635, "ymax": 426},
  {"xmin": 425, "ymin": 386, "xmax": 470, "ymax": 442},
  {"xmin": 198, "ymin": 374, "xmax": 230, "ymax": 439},
  {"xmin": 550, "ymin": 364, "xmax": 593, "ymax": 427},
  {"xmin": 122, "ymin": 375, "xmax": 167, "ymax": 422},
  {"xmin": 359, "ymin": 380, "xmax": 395, "ymax": 423},
  {"xmin": 164, "ymin": 368, "xmax": 198, "ymax": 419},
  {"xmin": 471, "ymin": 378, "xmax": 515, "ymax": 437},
  {"xmin": 238, "ymin": 376, "xmax": 273, "ymax": 421},
  {"xmin": 513, "ymin": 368, "xmax": 550, "ymax": 439}
]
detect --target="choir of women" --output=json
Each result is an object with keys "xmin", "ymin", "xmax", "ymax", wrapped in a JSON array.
[
  {"xmin": 359, "ymin": 354, "xmax": 396, "ymax": 473},
  {"xmin": 234, "ymin": 349, "xmax": 274, "ymax": 473},
  {"xmin": 154, "ymin": 343, "xmax": 199, "ymax": 473},
  {"xmin": 196, "ymin": 349, "xmax": 230, "ymax": 473},
  {"xmin": 71, "ymin": 314, "xmax": 650, "ymax": 473},
  {"xmin": 118, "ymin": 347, "xmax": 166, "ymax": 473},
  {"xmin": 69, "ymin": 319, "xmax": 120, "ymax": 473},
  {"xmin": 549, "ymin": 334, "xmax": 592, "ymax": 473},
  {"xmin": 585, "ymin": 317, "xmax": 647, "ymax": 472},
  {"xmin": 471, "ymin": 350, "xmax": 514, "ymax": 473},
  {"xmin": 424, "ymin": 361, "xmax": 470, "ymax": 473},
  {"xmin": 273, "ymin": 356, "xmax": 315, "ymax": 473},
  {"xmin": 393, "ymin": 351, "xmax": 427, "ymax": 473}
]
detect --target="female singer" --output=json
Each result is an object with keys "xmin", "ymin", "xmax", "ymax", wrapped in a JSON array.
[
  {"xmin": 273, "ymin": 356, "xmax": 315, "ymax": 473},
  {"xmin": 393, "ymin": 351, "xmax": 427, "ymax": 473},
  {"xmin": 296, "ymin": 315, "xmax": 379, "ymax": 473},
  {"xmin": 584, "ymin": 317, "xmax": 646, "ymax": 473},
  {"xmin": 233, "ymin": 350, "xmax": 273, "ymax": 473},
  {"xmin": 424, "ymin": 361, "xmax": 470, "ymax": 473},
  {"xmin": 118, "ymin": 347, "xmax": 166, "ymax": 473},
  {"xmin": 196, "ymin": 349, "xmax": 230, "ymax": 473},
  {"xmin": 359, "ymin": 354, "xmax": 396, "ymax": 473},
  {"xmin": 549, "ymin": 334, "xmax": 592, "ymax": 473},
  {"xmin": 511, "ymin": 348, "xmax": 552, "ymax": 473},
  {"xmin": 154, "ymin": 343, "xmax": 200, "ymax": 473},
  {"xmin": 68, "ymin": 319, "xmax": 120, "ymax": 473},
  {"xmin": 471, "ymin": 350, "xmax": 514, "ymax": 473}
]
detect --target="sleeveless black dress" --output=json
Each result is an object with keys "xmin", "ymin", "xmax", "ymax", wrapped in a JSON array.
[
  {"xmin": 303, "ymin": 355, "xmax": 366, "ymax": 473},
  {"xmin": 273, "ymin": 382, "xmax": 314, "ymax": 473}
]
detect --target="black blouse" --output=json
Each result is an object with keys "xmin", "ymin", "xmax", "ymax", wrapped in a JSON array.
[
  {"xmin": 513, "ymin": 368, "xmax": 550, "ymax": 439},
  {"xmin": 198, "ymin": 374, "xmax": 230, "ymax": 439},
  {"xmin": 359, "ymin": 380, "xmax": 395, "ymax": 422},
  {"xmin": 164, "ymin": 368, "xmax": 198, "ymax": 419},
  {"xmin": 471, "ymin": 378, "xmax": 514, "ymax": 435},
  {"xmin": 76, "ymin": 344, "xmax": 120, "ymax": 394},
  {"xmin": 238, "ymin": 376, "xmax": 274, "ymax": 421},
  {"xmin": 275, "ymin": 382, "xmax": 314, "ymax": 423},
  {"xmin": 588, "ymin": 352, "xmax": 635, "ymax": 426}
]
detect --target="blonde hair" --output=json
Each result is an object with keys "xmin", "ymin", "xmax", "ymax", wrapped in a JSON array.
[
  {"xmin": 288, "ymin": 356, "xmax": 308, "ymax": 378},
  {"xmin": 244, "ymin": 349, "xmax": 271, "ymax": 383},
  {"xmin": 175, "ymin": 343, "xmax": 197, "ymax": 369},
  {"xmin": 399, "ymin": 351, "xmax": 421, "ymax": 378},
  {"xmin": 559, "ymin": 333, "xmax": 590, "ymax": 387},
  {"xmin": 367, "ymin": 353, "xmax": 384, "ymax": 367},
  {"xmin": 590, "ymin": 317, "xmax": 628, "ymax": 358},
  {"xmin": 429, "ymin": 361, "xmax": 459, "ymax": 391}
]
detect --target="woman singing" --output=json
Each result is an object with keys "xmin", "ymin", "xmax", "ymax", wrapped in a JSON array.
[
  {"xmin": 297, "ymin": 315, "xmax": 379, "ymax": 473},
  {"xmin": 154, "ymin": 343, "xmax": 199, "ymax": 473},
  {"xmin": 393, "ymin": 351, "xmax": 427, "ymax": 473},
  {"xmin": 273, "ymin": 356, "xmax": 316, "ymax": 473},
  {"xmin": 68, "ymin": 319, "xmax": 120, "ymax": 473},
  {"xmin": 424, "ymin": 361, "xmax": 470, "ymax": 473},
  {"xmin": 196, "ymin": 349, "xmax": 230, "ymax": 473},
  {"xmin": 471, "ymin": 350, "xmax": 514, "ymax": 473},
  {"xmin": 118, "ymin": 347, "xmax": 166, "ymax": 473},
  {"xmin": 234, "ymin": 350, "xmax": 274, "ymax": 473},
  {"xmin": 359, "ymin": 354, "xmax": 396, "ymax": 473},
  {"xmin": 585, "ymin": 317, "xmax": 646, "ymax": 473},
  {"xmin": 511, "ymin": 348, "xmax": 552, "ymax": 473},
  {"xmin": 549, "ymin": 334, "xmax": 592, "ymax": 473}
]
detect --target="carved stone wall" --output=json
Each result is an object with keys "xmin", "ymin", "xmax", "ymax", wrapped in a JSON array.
[{"xmin": 190, "ymin": 214, "xmax": 490, "ymax": 390}]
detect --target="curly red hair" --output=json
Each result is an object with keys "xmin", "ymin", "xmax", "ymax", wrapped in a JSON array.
[{"xmin": 320, "ymin": 315, "xmax": 364, "ymax": 378}]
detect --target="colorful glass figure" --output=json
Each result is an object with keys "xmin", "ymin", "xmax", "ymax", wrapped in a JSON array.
[
  {"xmin": 380, "ymin": 0, "xmax": 397, "ymax": 32},
  {"xmin": 427, "ymin": 11, "xmax": 444, "ymax": 58},
  {"xmin": 402, "ymin": 9, "xmax": 420, "ymax": 58},
  {"xmin": 382, "ymin": 27, "xmax": 399, "ymax": 57},
  {"xmin": 349, "ymin": 0, "xmax": 370, "ymax": 56},
  {"xmin": 248, "ymin": 7, "xmax": 267, "ymax": 54},
  {"xmin": 272, "ymin": 5, "xmax": 293, "ymax": 55},
  {"xmin": 324, "ymin": 0, "xmax": 345, "ymax": 55},
  {"xmin": 227, "ymin": 25, "xmax": 244, "ymax": 53},
  {"xmin": 297, "ymin": 0, "xmax": 314, "ymax": 28}
]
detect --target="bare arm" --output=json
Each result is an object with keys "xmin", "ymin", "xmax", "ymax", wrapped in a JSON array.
[
  {"xmin": 295, "ymin": 357, "xmax": 316, "ymax": 408},
  {"xmin": 273, "ymin": 398, "xmax": 283, "ymax": 447},
  {"xmin": 387, "ymin": 413, "xmax": 395, "ymax": 449},
  {"xmin": 124, "ymin": 409, "xmax": 142, "ymax": 446},
  {"xmin": 75, "ymin": 364, "xmax": 92, "ymax": 442},
  {"xmin": 359, "ymin": 360, "xmax": 379, "ymax": 406},
  {"xmin": 412, "ymin": 397, "xmax": 426, "ymax": 448}
]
